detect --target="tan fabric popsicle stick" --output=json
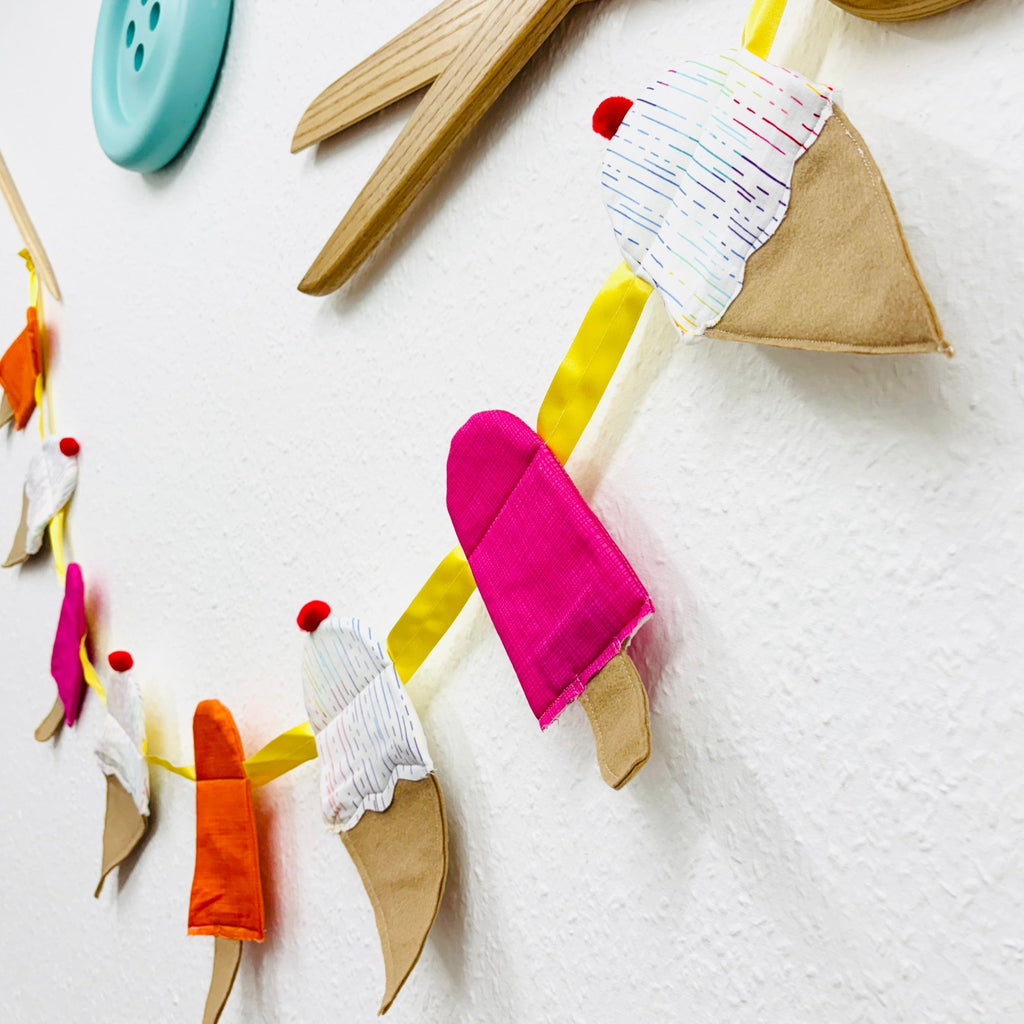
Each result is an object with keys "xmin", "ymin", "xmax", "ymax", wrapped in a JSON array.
[
  {"xmin": 94, "ymin": 774, "xmax": 148, "ymax": 897},
  {"xmin": 292, "ymin": 0, "xmax": 490, "ymax": 152},
  {"xmin": 298, "ymin": 0, "xmax": 598, "ymax": 294},
  {"xmin": 0, "ymin": 148, "xmax": 60, "ymax": 300},
  {"xmin": 3, "ymin": 490, "xmax": 31, "ymax": 568},
  {"xmin": 579, "ymin": 651, "xmax": 651, "ymax": 790},
  {"xmin": 34, "ymin": 694, "xmax": 64, "ymax": 742},
  {"xmin": 341, "ymin": 775, "xmax": 449, "ymax": 1014},
  {"xmin": 202, "ymin": 937, "xmax": 243, "ymax": 1024},
  {"xmin": 707, "ymin": 109, "xmax": 948, "ymax": 355},
  {"xmin": 0, "ymin": 394, "xmax": 13, "ymax": 428},
  {"xmin": 827, "ymin": 0, "xmax": 973, "ymax": 20}
]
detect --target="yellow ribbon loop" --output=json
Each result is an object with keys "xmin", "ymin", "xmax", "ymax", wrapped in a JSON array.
[
  {"xmin": 388, "ymin": 262, "xmax": 653, "ymax": 681},
  {"xmin": 537, "ymin": 262, "xmax": 652, "ymax": 465},
  {"xmin": 387, "ymin": 545, "xmax": 475, "ymax": 683},
  {"xmin": 147, "ymin": 721, "xmax": 317, "ymax": 786},
  {"xmin": 19, "ymin": 248, "xmax": 38, "ymax": 309},
  {"xmin": 742, "ymin": 0, "xmax": 788, "ymax": 59},
  {"xmin": 79, "ymin": 640, "xmax": 106, "ymax": 702}
]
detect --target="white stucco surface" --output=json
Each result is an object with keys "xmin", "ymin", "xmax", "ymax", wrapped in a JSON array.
[{"xmin": 1, "ymin": 1, "xmax": 1022, "ymax": 1021}]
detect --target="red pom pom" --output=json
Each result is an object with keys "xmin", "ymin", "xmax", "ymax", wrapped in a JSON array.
[
  {"xmin": 59, "ymin": 437, "xmax": 80, "ymax": 457},
  {"xmin": 297, "ymin": 600, "xmax": 331, "ymax": 633},
  {"xmin": 108, "ymin": 650, "xmax": 134, "ymax": 672},
  {"xmin": 592, "ymin": 96, "xmax": 633, "ymax": 140}
]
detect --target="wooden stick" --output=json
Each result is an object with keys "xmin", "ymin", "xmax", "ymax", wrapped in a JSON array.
[
  {"xmin": 0, "ymin": 148, "xmax": 61, "ymax": 301},
  {"xmin": 299, "ymin": 0, "xmax": 597, "ymax": 295},
  {"xmin": 292, "ymin": 0, "xmax": 490, "ymax": 152}
]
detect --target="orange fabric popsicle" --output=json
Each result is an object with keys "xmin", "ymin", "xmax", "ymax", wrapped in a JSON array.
[
  {"xmin": 0, "ymin": 306, "xmax": 40, "ymax": 429},
  {"xmin": 188, "ymin": 700, "xmax": 265, "ymax": 942}
]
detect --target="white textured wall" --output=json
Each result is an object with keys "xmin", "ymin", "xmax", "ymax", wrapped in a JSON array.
[{"xmin": 1, "ymin": 1, "xmax": 1022, "ymax": 1021}]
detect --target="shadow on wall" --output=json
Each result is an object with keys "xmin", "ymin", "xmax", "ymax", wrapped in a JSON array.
[
  {"xmin": 139, "ymin": 0, "xmax": 235, "ymax": 190},
  {"xmin": 624, "ymin": 532, "xmax": 915, "ymax": 1014}
]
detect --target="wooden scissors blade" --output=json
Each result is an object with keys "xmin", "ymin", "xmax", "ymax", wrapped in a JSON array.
[
  {"xmin": 0, "ymin": 148, "xmax": 61, "ymax": 301},
  {"xmin": 292, "ymin": 0, "xmax": 491, "ymax": 153},
  {"xmin": 299, "ymin": 0, "xmax": 594, "ymax": 295}
]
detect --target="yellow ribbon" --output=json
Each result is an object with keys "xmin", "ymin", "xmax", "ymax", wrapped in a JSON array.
[
  {"xmin": 388, "ymin": 545, "xmax": 475, "ymax": 683},
  {"xmin": 386, "ymin": 262, "xmax": 652, "ymax": 681},
  {"xmin": 145, "ymin": 754, "xmax": 197, "ymax": 782},
  {"xmin": 79, "ymin": 639, "xmax": 106, "ymax": 701},
  {"xmin": 18, "ymin": 249, "xmax": 51, "ymax": 440},
  {"xmin": 146, "ymin": 721, "xmax": 317, "ymax": 787},
  {"xmin": 742, "ymin": 0, "xmax": 787, "ymax": 59},
  {"xmin": 537, "ymin": 262, "xmax": 653, "ymax": 465},
  {"xmin": 20, "ymin": 248, "xmax": 39, "ymax": 311},
  {"xmin": 47, "ymin": 508, "xmax": 67, "ymax": 579},
  {"xmin": 242, "ymin": 721, "xmax": 318, "ymax": 787}
]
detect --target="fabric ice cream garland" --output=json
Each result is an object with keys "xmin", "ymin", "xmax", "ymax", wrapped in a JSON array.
[{"xmin": 1, "ymin": 0, "xmax": 959, "ymax": 1016}]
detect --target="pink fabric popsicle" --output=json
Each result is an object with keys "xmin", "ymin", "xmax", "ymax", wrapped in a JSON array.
[
  {"xmin": 51, "ymin": 562, "xmax": 87, "ymax": 726},
  {"xmin": 447, "ymin": 410, "xmax": 653, "ymax": 729}
]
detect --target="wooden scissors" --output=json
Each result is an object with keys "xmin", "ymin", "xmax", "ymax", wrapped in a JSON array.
[{"xmin": 292, "ymin": 0, "xmax": 598, "ymax": 295}]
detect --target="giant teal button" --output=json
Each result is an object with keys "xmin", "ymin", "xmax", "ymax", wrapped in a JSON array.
[{"xmin": 92, "ymin": 0, "xmax": 232, "ymax": 172}]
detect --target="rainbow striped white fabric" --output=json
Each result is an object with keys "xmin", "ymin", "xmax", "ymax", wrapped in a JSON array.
[
  {"xmin": 95, "ymin": 665, "xmax": 150, "ymax": 815},
  {"xmin": 600, "ymin": 49, "xmax": 834, "ymax": 337},
  {"xmin": 302, "ymin": 616, "xmax": 433, "ymax": 832},
  {"xmin": 23, "ymin": 438, "xmax": 78, "ymax": 556}
]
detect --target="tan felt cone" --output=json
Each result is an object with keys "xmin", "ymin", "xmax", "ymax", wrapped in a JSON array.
[
  {"xmin": 34, "ymin": 694, "xmax": 63, "ymax": 742},
  {"xmin": 827, "ymin": 0, "xmax": 973, "ymax": 21},
  {"xmin": 202, "ymin": 936, "xmax": 243, "ymax": 1024},
  {"xmin": 3, "ymin": 489, "xmax": 30, "ymax": 567},
  {"xmin": 579, "ymin": 651, "xmax": 651, "ymax": 790},
  {"xmin": 341, "ymin": 775, "xmax": 449, "ymax": 1015},
  {"xmin": 708, "ymin": 109, "xmax": 948, "ymax": 355},
  {"xmin": 94, "ymin": 774, "xmax": 148, "ymax": 898},
  {"xmin": 0, "ymin": 393, "xmax": 13, "ymax": 428}
]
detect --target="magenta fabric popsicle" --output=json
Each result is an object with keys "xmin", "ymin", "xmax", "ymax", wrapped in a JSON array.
[
  {"xmin": 51, "ymin": 562, "xmax": 87, "ymax": 726},
  {"xmin": 447, "ymin": 410, "xmax": 653, "ymax": 729}
]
